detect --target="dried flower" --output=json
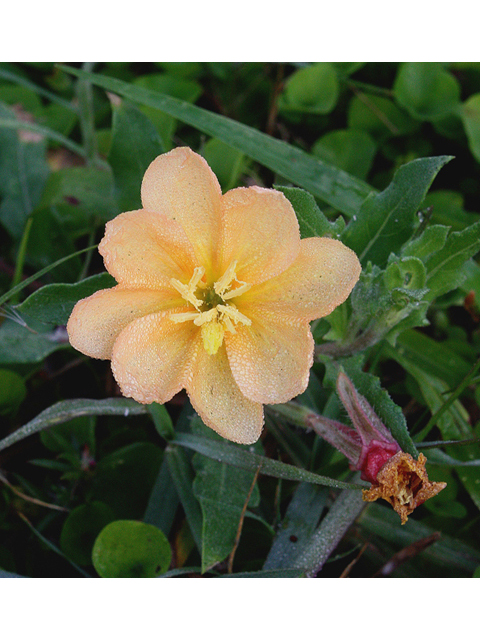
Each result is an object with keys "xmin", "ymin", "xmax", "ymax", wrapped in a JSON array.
[
  {"xmin": 67, "ymin": 147, "xmax": 360, "ymax": 444},
  {"xmin": 362, "ymin": 452, "xmax": 447, "ymax": 525},
  {"xmin": 304, "ymin": 371, "xmax": 446, "ymax": 522}
]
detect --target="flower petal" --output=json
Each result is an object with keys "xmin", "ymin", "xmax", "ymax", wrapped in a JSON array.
[
  {"xmin": 99, "ymin": 209, "xmax": 198, "ymax": 287},
  {"xmin": 219, "ymin": 186, "xmax": 300, "ymax": 284},
  {"xmin": 141, "ymin": 147, "xmax": 222, "ymax": 275},
  {"xmin": 226, "ymin": 310, "xmax": 314, "ymax": 404},
  {"xmin": 240, "ymin": 237, "xmax": 361, "ymax": 321},
  {"xmin": 186, "ymin": 344, "xmax": 264, "ymax": 444},
  {"xmin": 111, "ymin": 310, "xmax": 199, "ymax": 405},
  {"xmin": 67, "ymin": 286, "xmax": 179, "ymax": 360}
]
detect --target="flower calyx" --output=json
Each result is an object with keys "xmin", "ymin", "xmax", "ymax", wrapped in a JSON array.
[{"xmin": 304, "ymin": 370, "xmax": 446, "ymax": 523}]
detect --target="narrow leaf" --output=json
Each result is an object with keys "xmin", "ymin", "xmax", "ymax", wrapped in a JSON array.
[
  {"xmin": 0, "ymin": 398, "xmax": 147, "ymax": 453},
  {"xmin": 59, "ymin": 65, "xmax": 374, "ymax": 218},
  {"xmin": 173, "ymin": 432, "xmax": 364, "ymax": 490}
]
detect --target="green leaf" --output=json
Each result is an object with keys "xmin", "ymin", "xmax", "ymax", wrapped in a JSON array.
[
  {"xmin": 0, "ymin": 319, "xmax": 69, "ymax": 365},
  {"xmin": 108, "ymin": 100, "xmax": 164, "ymax": 211},
  {"xmin": 394, "ymin": 62, "xmax": 461, "ymax": 121},
  {"xmin": 423, "ymin": 220, "xmax": 480, "ymax": 300},
  {"xmin": 173, "ymin": 432, "xmax": 363, "ymax": 491},
  {"xmin": 275, "ymin": 185, "xmax": 344, "ymax": 239},
  {"xmin": 0, "ymin": 368, "xmax": 26, "ymax": 415},
  {"xmin": 15, "ymin": 272, "xmax": 115, "ymax": 327},
  {"xmin": 395, "ymin": 330, "xmax": 471, "ymax": 389},
  {"xmin": 461, "ymin": 94, "xmax": 480, "ymax": 162},
  {"xmin": 0, "ymin": 101, "xmax": 49, "ymax": 239},
  {"xmin": 165, "ymin": 445, "xmax": 203, "ymax": 551},
  {"xmin": 312, "ymin": 129, "xmax": 376, "ymax": 180},
  {"xmin": 40, "ymin": 415, "xmax": 95, "ymax": 455},
  {"xmin": 422, "ymin": 190, "xmax": 480, "ymax": 231},
  {"xmin": 148, "ymin": 402, "xmax": 175, "ymax": 440},
  {"xmin": 133, "ymin": 73, "xmax": 202, "ymax": 149},
  {"xmin": 91, "ymin": 443, "xmax": 163, "ymax": 520},
  {"xmin": 359, "ymin": 502, "xmax": 480, "ymax": 575},
  {"xmin": 289, "ymin": 487, "xmax": 365, "ymax": 577},
  {"xmin": 280, "ymin": 63, "xmax": 340, "ymax": 115},
  {"xmin": 0, "ymin": 398, "xmax": 147, "ymax": 453},
  {"xmin": 37, "ymin": 165, "xmax": 117, "ymax": 228},
  {"xmin": 201, "ymin": 138, "xmax": 246, "ymax": 192},
  {"xmin": 58, "ymin": 65, "xmax": 374, "ymax": 218},
  {"xmin": 191, "ymin": 419, "xmax": 261, "ymax": 572},
  {"xmin": 263, "ymin": 483, "xmax": 327, "ymax": 571},
  {"xmin": 342, "ymin": 155, "xmax": 452, "ymax": 268},
  {"xmin": 348, "ymin": 94, "xmax": 418, "ymax": 139},
  {"xmin": 92, "ymin": 520, "xmax": 171, "ymax": 577},
  {"xmin": 60, "ymin": 501, "xmax": 115, "ymax": 566},
  {"xmin": 143, "ymin": 459, "xmax": 179, "ymax": 536},
  {"xmin": 384, "ymin": 342, "xmax": 470, "ymax": 441}
]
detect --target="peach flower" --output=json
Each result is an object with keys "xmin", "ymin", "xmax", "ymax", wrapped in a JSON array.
[{"xmin": 67, "ymin": 147, "xmax": 361, "ymax": 444}]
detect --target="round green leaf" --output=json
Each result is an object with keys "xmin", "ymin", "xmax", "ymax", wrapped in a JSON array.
[
  {"xmin": 348, "ymin": 94, "xmax": 418, "ymax": 139},
  {"xmin": 0, "ymin": 369, "xmax": 26, "ymax": 415},
  {"xmin": 461, "ymin": 93, "xmax": 480, "ymax": 162},
  {"xmin": 312, "ymin": 129, "xmax": 376, "ymax": 180},
  {"xmin": 60, "ymin": 501, "xmax": 115, "ymax": 566},
  {"xmin": 394, "ymin": 62, "xmax": 461, "ymax": 121},
  {"xmin": 92, "ymin": 520, "xmax": 171, "ymax": 578},
  {"xmin": 281, "ymin": 63, "xmax": 339, "ymax": 114}
]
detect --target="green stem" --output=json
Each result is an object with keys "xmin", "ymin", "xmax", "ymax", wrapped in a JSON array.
[
  {"xmin": 76, "ymin": 62, "xmax": 99, "ymax": 165},
  {"xmin": 10, "ymin": 217, "xmax": 33, "ymax": 304},
  {"xmin": 0, "ymin": 244, "xmax": 97, "ymax": 309}
]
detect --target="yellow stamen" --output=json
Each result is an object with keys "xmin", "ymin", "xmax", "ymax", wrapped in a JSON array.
[
  {"xmin": 170, "ymin": 263, "xmax": 252, "ymax": 355},
  {"xmin": 170, "ymin": 311, "xmax": 201, "ymax": 324},
  {"xmin": 222, "ymin": 281, "xmax": 252, "ymax": 300},
  {"xmin": 193, "ymin": 308, "xmax": 218, "ymax": 326},
  {"xmin": 217, "ymin": 304, "xmax": 251, "ymax": 327},
  {"xmin": 171, "ymin": 267, "xmax": 205, "ymax": 310},
  {"xmin": 214, "ymin": 261, "xmax": 238, "ymax": 297}
]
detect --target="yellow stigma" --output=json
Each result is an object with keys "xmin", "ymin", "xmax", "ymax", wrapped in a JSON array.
[
  {"xmin": 170, "ymin": 262, "xmax": 251, "ymax": 355},
  {"xmin": 201, "ymin": 320, "xmax": 225, "ymax": 355}
]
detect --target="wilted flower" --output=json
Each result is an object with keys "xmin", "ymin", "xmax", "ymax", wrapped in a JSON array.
[
  {"xmin": 67, "ymin": 147, "xmax": 361, "ymax": 444},
  {"xmin": 304, "ymin": 371, "xmax": 446, "ymax": 523},
  {"xmin": 362, "ymin": 451, "xmax": 446, "ymax": 524}
]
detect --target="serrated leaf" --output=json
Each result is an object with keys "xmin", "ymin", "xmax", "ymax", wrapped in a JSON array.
[{"xmin": 342, "ymin": 155, "xmax": 452, "ymax": 268}]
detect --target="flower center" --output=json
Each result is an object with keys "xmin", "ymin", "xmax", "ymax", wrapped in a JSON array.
[{"xmin": 170, "ymin": 262, "xmax": 252, "ymax": 355}]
